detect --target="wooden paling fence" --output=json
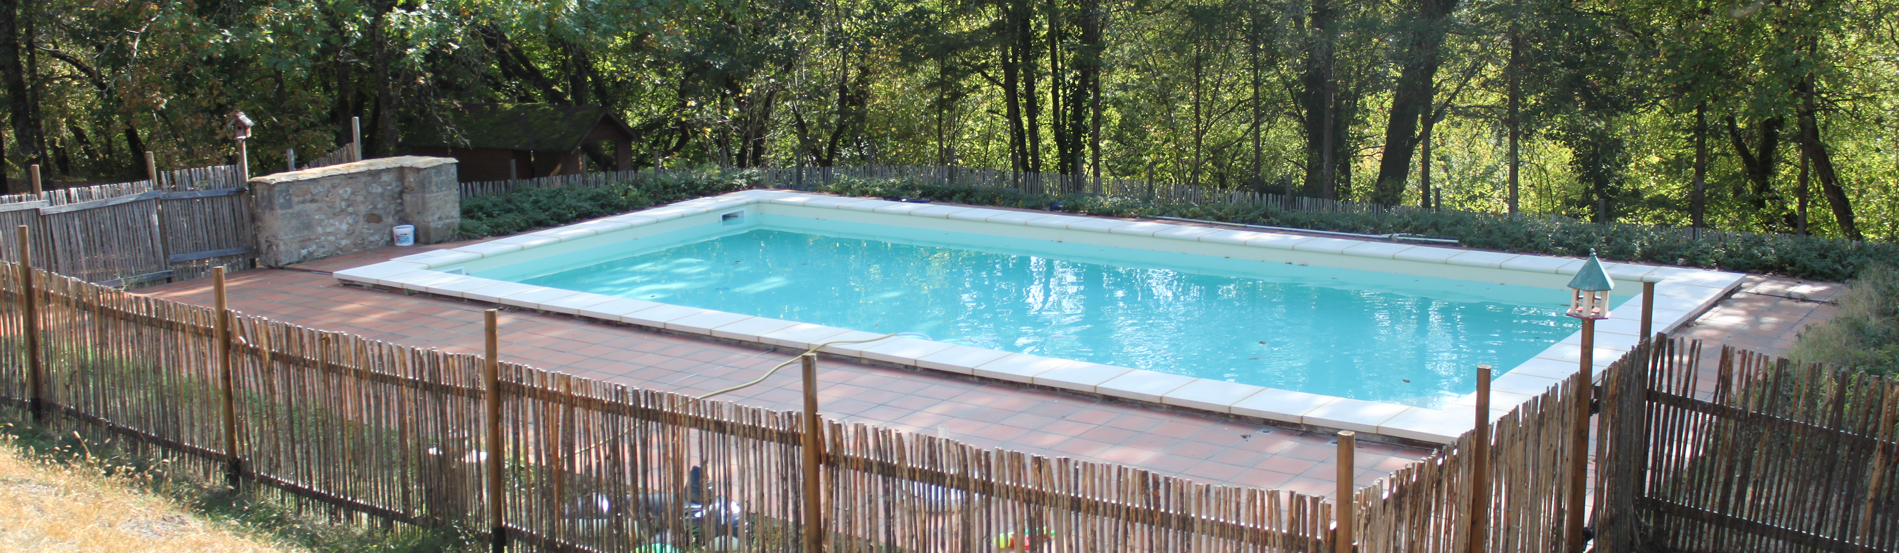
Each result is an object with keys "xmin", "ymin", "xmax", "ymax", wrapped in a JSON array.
[
  {"xmin": 0, "ymin": 164, "xmax": 251, "ymax": 286},
  {"xmin": 1353, "ymin": 354, "xmax": 1603, "ymax": 553},
  {"xmin": 0, "ymin": 262, "xmax": 1335, "ymax": 552},
  {"xmin": 299, "ymin": 117, "xmax": 363, "ymax": 170},
  {"xmin": 1594, "ymin": 338, "xmax": 1899, "ymax": 552},
  {"xmin": 0, "ymin": 241, "xmax": 1890, "ymax": 551},
  {"xmin": 302, "ymin": 142, "xmax": 361, "ymax": 169}
]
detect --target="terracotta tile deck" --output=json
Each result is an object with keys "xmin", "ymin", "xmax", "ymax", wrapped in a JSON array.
[
  {"xmin": 140, "ymin": 243, "xmax": 1430, "ymax": 498},
  {"xmin": 136, "ymin": 243, "xmax": 1841, "ymax": 499},
  {"xmin": 1668, "ymin": 275, "xmax": 1847, "ymax": 400}
]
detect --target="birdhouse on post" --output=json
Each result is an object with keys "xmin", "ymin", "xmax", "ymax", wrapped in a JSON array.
[
  {"xmin": 232, "ymin": 111, "xmax": 255, "ymax": 180},
  {"xmin": 232, "ymin": 111, "xmax": 255, "ymax": 140},
  {"xmin": 1565, "ymin": 251, "xmax": 1615, "ymax": 320}
]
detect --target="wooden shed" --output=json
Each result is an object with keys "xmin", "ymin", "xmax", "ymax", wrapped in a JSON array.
[{"xmin": 403, "ymin": 103, "xmax": 636, "ymax": 182}]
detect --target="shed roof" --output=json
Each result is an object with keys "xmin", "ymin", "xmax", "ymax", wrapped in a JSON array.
[{"xmin": 403, "ymin": 103, "xmax": 634, "ymax": 152}]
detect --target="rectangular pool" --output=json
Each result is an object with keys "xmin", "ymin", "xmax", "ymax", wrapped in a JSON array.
[
  {"xmin": 337, "ymin": 190, "xmax": 1746, "ymax": 442},
  {"xmin": 478, "ymin": 214, "xmax": 1591, "ymax": 410}
]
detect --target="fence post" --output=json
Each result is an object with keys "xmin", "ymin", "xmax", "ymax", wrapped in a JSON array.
[
  {"xmin": 1567, "ymin": 319, "xmax": 1595, "ymax": 553},
  {"xmin": 484, "ymin": 309, "xmax": 507, "ymax": 552},
  {"xmin": 145, "ymin": 151, "xmax": 158, "ymax": 185},
  {"xmin": 1469, "ymin": 365, "xmax": 1492, "ymax": 553},
  {"xmin": 351, "ymin": 117, "xmax": 363, "ymax": 161},
  {"xmin": 1335, "ymin": 430, "xmax": 1355, "ymax": 553},
  {"xmin": 1639, "ymin": 280, "xmax": 1655, "ymax": 341},
  {"xmin": 214, "ymin": 267, "xmax": 242, "ymax": 489},
  {"xmin": 237, "ymin": 139, "xmax": 250, "ymax": 180},
  {"xmin": 16, "ymin": 225, "xmax": 41, "ymax": 423},
  {"xmin": 801, "ymin": 353, "xmax": 825, "ymax": 552},
  {"xmin": 27, "ymin": 164, "xmax": 40, "ymax": 195}
]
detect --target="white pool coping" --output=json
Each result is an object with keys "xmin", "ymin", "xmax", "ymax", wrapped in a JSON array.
[{"xmin": 336, "ymin": 189, "xmax": 1748, "ymax": 444}]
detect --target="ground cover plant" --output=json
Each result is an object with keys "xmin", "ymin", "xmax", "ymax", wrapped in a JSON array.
[
  {"xmin": 1789, "ymin": 265, "xmax": 1899, "ymax": 376},
  {"xmin": 458, "ymin": 168, "xmax": 759, "ymax": 239},
  {"xmin": 814, "ymin": 176, "xmax": 1897, "ymax": 282}
]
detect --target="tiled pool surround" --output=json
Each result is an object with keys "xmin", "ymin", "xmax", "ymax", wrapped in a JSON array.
[{"xmin": 336, "ymin": 190, "xmax": 1747, "ymax": 443}]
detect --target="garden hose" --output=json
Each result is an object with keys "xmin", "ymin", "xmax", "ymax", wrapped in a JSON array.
[
  {"xmin": 696, "ymin": 332, "xmax": 918, "ymax": 399},
  {"xmin": 570, "ymin": 332, "xmax": 916, "ymax": 457}
]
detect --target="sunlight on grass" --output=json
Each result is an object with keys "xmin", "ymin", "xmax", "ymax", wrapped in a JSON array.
[{"xmin": 0, "ymin": 432, "xmax": 293, "ymax": 552}]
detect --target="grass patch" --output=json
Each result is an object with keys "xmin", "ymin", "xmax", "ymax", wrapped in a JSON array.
[
  {"xmin": 1788, "ymin": 265, "xmax": 1898, "ymax": 376},
  {"xmin": 0, "ymin": 411, "xmax": 483, "ymax": 552}
]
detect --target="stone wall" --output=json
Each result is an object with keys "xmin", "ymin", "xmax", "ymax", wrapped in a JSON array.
[{"xmin": 250, "ymin": 156, "xmax": 458, "ymax": 267}]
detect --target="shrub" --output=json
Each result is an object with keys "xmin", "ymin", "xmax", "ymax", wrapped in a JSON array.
[
  {"xmin": 458, "ymin": 167, "xmax": 758, "ymax": 238},
  {"xmin": 1788, "ymin": 265, "xmax": 1898, "ymax": 376},
  {"xmin": 815, "ymin": 177, "xmax": 1897, "ymax": 282}
]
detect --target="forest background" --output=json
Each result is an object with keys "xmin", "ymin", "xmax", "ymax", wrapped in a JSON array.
[{"xmin": 0, "ymin": 0, "xmax": 1892, "ymax": 241}]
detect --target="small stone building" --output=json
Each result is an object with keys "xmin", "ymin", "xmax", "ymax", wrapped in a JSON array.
[{"xmin": 402, "ymin": 103, "xmax": 637, "ymax": 182}]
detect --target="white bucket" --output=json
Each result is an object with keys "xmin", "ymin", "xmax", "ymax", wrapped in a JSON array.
[{"xmin": 393, "ymin": 225, "xmax": 416, "ymax": 247}]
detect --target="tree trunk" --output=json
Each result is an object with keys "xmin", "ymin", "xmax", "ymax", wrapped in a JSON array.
[
  {"xmin": 1795, "ymin": 76, "xmax": 1859, "ymax": 240},
  {"xmin": 0, "ymin": 0, "xmax": 39, "ymax": 191},
  {"xmin": 1418, "ymin": 87, "xmax": 1436, "ymax": 208},
  {"xmin": 1083, "ymin": 0, "xmax": 1102, "ymax": 189},
  {"xmin": 1371, "ymin": 0, "xmax": 1456, "ymax": 205},
  {"xmin": 1300, "ymin": 0, "xmax": 1341, "ymax": 199},
  {"xmin": 370, "ymin": 9, "xmax": 400, "ymax": 158},
  {"xmin": 1505, "ymin": 27, "xmax": 1521, "ymax": 214},
  {"xmin": 1248, "ymin": 7, "xmax": 1264, "ymax": 192},
  {"xmin": 1724, "ymin": 115, "xmax": 1786, "ymax": 222},
  {"xmin": 1019, "ymin": 0, "xmax": 1041, "ymax": 174},
  {"xmin": 1001, "ymin": 1, "xmax": 1028, "ymax": 173},
  {"xmin": 1190, "ymin": 39, "xmax": 1205, "ymax": 186},
  {"xmin": 1692, "ymin": 104, "xmax": 1707, "ymax": 229},
  {"xmin": 1796, "ymin": 144, "xmax": 1809, "ymax": 235}
]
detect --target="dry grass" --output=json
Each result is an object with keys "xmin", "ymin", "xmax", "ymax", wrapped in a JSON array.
[{"xmin": 0, "ymin": 435, "xmax": 295, "ymax": 553}]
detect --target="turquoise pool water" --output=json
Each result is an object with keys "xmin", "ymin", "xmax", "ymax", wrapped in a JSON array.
[{"xmin": 475, "ymin": 215, "xmax": 1609, "ymax": 408}]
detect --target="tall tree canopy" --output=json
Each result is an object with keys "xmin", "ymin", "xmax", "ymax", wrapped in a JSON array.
[{"xmin": 1, "ymin": 0, "xmax": 1892, "ymax": 240}]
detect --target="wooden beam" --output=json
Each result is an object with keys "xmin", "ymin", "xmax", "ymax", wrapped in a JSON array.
[
  {"xmin": 37, "ymin": 190, "xmax": 164, "ymax": 215},
  {"xmin": 169, "ymin": 246, "xmax": 254, "ymax": 264},
  {"xmin": 1636, "ymin": 497, "xmax": 1865, "ymax": 551},
  {"xmin": 159, "ymin": 187, "xmax": 246, "ymax": 200}
]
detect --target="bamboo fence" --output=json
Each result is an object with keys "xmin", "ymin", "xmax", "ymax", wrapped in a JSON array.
[
  {"xmin": 0, "ymin": 262, "xmax": 1335, "ymax": 552},
  {"xmin": 1353, "ymin": 347, "xmax": 1606, "ymax": 553},
  {"xmin": 1594, "ymin": 337, "xmax": 1898, "ymax": 552},
  {"xmin": 0, "ymin": 246, "xmax": 1890, "ymax": 551},
  {"xmin": 301, "ymin": 117, "xmax": 363, "ymax": 170},
  {"xmin": 303, "ymin": 142, "xmax": 361, "ymax": 169}
]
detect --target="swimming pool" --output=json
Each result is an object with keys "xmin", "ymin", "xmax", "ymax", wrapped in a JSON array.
[{"xmin": 337, "ymin": 190, "xmax": 1747, "ymax": 442}]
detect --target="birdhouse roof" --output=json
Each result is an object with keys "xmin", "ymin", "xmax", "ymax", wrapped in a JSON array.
[{"xmin": 1567, "ymin": 254, "xmax": 1615, "ymax": 291}]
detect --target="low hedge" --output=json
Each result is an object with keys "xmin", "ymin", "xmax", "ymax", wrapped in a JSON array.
[
  {"xmin": 457, "ymin": 169, "xmax": 1892, "ymax": 281},
  {"xmin": 814, "ymin": 177, "xmax": 1895, "ymax": 282},
  {"xmin": 457, "ymin": 167, "xmax": 758, "ymax": 239}
]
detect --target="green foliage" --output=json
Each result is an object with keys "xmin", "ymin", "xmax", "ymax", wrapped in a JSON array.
[
  {"xmin": 458, "ymin": 168, "xmax": 759, "ymax": 238},
  {"xmin": 1789, "ymin": 266, "xmax": 1899, "ymax": 376},
  {"xmin": 817, "ymin": 176, "xmax": 1897, "ymax": 282}
]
